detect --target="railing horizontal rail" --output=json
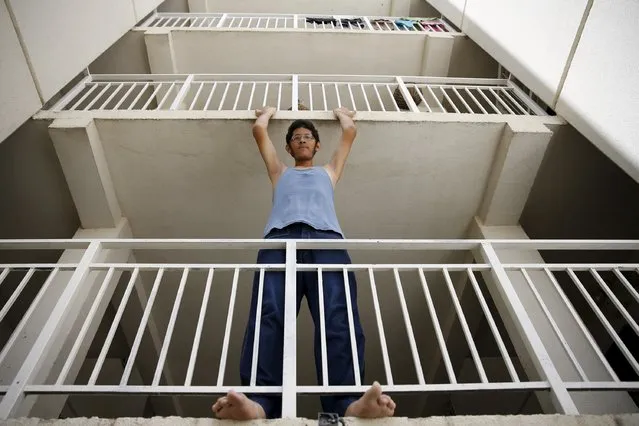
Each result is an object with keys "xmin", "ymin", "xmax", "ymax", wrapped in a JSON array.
[
  {"xmin": 138, "ymin": 13, "xmax": 456, "ymax": 33},
  {"xmin": 42, "ymin": 74, "xmax": 547, "ymax": 116}
]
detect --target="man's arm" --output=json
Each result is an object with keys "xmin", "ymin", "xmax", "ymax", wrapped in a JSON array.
[
  {"xmin": 253, "ymin": 107, "xmax": 286, "ymax": 185},
  {"xmin": 325, "ymin": 107, "xmax": 357, "ymax": 186}
]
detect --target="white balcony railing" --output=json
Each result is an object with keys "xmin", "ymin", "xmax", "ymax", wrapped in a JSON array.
[
  {"xmin": 45, "ymin": 74, "xmax": 548, "ymax": 117},
  {"xmin": 137, "ymin": 13, "xmax": 455, "ymax": 33},
  {"xmin": 0, "ymin": 239, "xmax": 638, "ymax": 418}
]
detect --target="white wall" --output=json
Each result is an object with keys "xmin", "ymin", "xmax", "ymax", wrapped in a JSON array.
[
  {"xmin": 191, "ymin": 0, "xmax": 396, "ymax": 15},
  {"xmin": 428, "ymin": 0, "xmax": 639, "ymax": 182},
  {"xmin": 5, "ymin": 0, "xmax": 162, "ymax": 103},
  {"xmin": 555, "ymin": 0, "xmax": 639, "ymax": 183},
  {"xmin": 0, "ymin": 1, "xmax": 41, "ymax": 142}
]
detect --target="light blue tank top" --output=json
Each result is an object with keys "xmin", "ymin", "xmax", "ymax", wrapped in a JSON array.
[{"xmin": 264, "ymin": 167, "xmax": 343, "ymax": 237}]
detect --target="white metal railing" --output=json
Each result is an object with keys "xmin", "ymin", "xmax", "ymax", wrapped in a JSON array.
[
  {"xmin": 0, "ymin": 239, "xmax": 638, "ymax": 418},
  {"xmin": 138, "ymin": 13, "xmax": 454, "ymax": 33},
  {"xmin": 45, "ymin": 74, "xmax": 547, "ymax": 116}
]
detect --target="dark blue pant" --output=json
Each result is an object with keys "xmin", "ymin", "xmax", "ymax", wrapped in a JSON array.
[{"xmin": 239, "ymin": 223, "xmax": 365, "ymax": 418}]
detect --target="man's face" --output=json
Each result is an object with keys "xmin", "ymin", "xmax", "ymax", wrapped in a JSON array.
[{"xmin": 287, "ymin": 127, "xmax": 319, "ymax": 161}]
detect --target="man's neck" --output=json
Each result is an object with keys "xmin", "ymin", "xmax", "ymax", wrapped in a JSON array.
[{"xmin": 294, "ymin": 160, "xmax": 314, "ymax": 168}]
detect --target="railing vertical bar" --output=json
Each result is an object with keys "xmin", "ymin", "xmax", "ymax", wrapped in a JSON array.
[
  {"xmin": 281, "ymin": 241, "xmax": 297, "ymax": 417},
  {"xmin": 395, "ymin": 77, "xmax": 419, "ymax": 112},
  {"xmin": 277, "ymin": 83, "xmax": 282, "ymax": 110},
  {"xmin": 591, "ymin": 269, "xmax": 639, "ymax": 336},
  {"xmin": 373, "ymin": 84, "xmax": 385, "ymax": 111},
  {"xmin": 141, "ymin": 83, "xmax": 165, "ymax": 110},
  {"xmin": 443, "ymin": 268, "xmax": 487, "ymax": 382},
  {"xmin": 426, "ymin": 85, "xmax": 445, "ymax": 112},
  {"xmin": 0, "ymin": 242, "xmax": 102, "ymax": 419},
  {"xmin": 127, "ymin": 83, "xmax": 150, "ymax": 110},
  {"xmin": 567, "ymin": 269, "xmax": 639, "ymax": 375},
  {"xmin": 89, "ymin": 268, "xmax": 140, "ymax": 385},
  {"xmin": 250, "ymin": 269, "xmax": 266, "ymax": 386},
  {"xmin": 152, "ymin": 268, "xmax": 189, "ymax": 386},
  {"xmin": 452, "ymin": 87, "xmax": 473, "ymax": 114},
  {"xmin": 160, "ymin": 17, "xmax": 173, "ymax": 28},
  {"xmin": 247, "ymin": 82, "xmax": 257, "ymax": 111},
  {"xmin": 217, "ymin": 82, "xmax": 231, "ymax": 111},
  {"xmin": 418, "ymin": 268, "xmax": 456, "ymax": 383},
  {"xmin": 275, "ymin": 18, "xmax": 279, "ymax": 29},
  {"xmin": 479, "ymin": 243, "xmax": 578, "ymax": 414},
  {"xmin": 291, "ymin": 75, "xmax": 299, "ymax": 111},
  {"xmin": 360, "ymin": 84, "xmax": 371, "ymax": 111},
  {"xmin": 0, "ymin": 268, "xmax": 59, "ymax": 366},
  {"xmin": 83, "ymin": 83, "xmax": 112, "ymax": 110},
  {"xmin": 321, "ymin": 83, "xmax": 328, "ymax": 111},
  {"xmin": 544, "ymin": 268, "xmax": 619, "ymax": 381},
  {"xmin": 613, "ymin": 268, "xmax": 639, "ymax": 305},
  {"xmin": 256, "ymin": 17, "xmax": 262, "ymax": 28},
  {"xmin": 369, "ymin": 268, "xmax": 393, "ymax": 385},
  {"xmin": 189, "ymin": 82, "xmax": 205, "ymax": 111},
  {"xmin": 196, "ymin": 17, "xmax": 206, "ymax": 28},
  {"xmin": 68, "ymin": 82, "xmax": 99, "ymax": 111},
  {"xmin": 119, "ymin": 268, "xmax": 164, "ymax": 385},
  {"xmin": 217, "ymin": 268, "xmax": 240, "ymax": 386},
  {"xmin": 56, "ymin": 267, "xmax": 116, "ymax": 385},
  {"xmin": 232, "ymin": 82, "xmax": 244, "ymax": 111},
  {"xmin": 238, "ymin": 17, "xmax": 245, "ymax": 28},
  {"xmin": 334, "ymin": 83, "xmax": 342, "ymax": 108},
  {"xmin": 347, "ymin": 83, "xmax": 356, "ymax": 110},
  {"xmin": 229, "ymin": 17, "xmax": 236, "ymax": 28},
  {"xmin": 0, "ymin": 268, "xmax": 9, "ymax": 288},
  {"xmin": 467, "ymin": 268, "xmax": 520, "ymax": 382},
  {"xmin": 0, "ymin": 268, "xmax": 35, "ymax": 323},
  {"xmin": 363, "ymin": 17, "xmax": 374, "ymax": 31},
  {"xmin": 266, "ymin": 18, "xmax": 271, "ymax": 28},
  {"xmin": 308, "ymin": 82, "xmax": 314, "ymax": 111},
  {"xmin": 247, "ymin": 17, "xmax": 253, "ymax": 28},
  {"xmin": 293, "ymin": 14, "xmax": 298, "ymax": 28},
  {"xmin": 477, "ymin": 88, "xmax": 501, "ymax": 114},
  {"xmin": 113, "ymin": 84, "xmax": 137, "ymax": 110},
  {"xmin": 502, "ymin": 88, "xmax": 529, "ymax": 115},
  {"xmin": 440, "ymin": 87, "xmax": 460, "ymax": 113},
  {"xmin": 386, "ymin": 85, "xmax": 400, "ymax": 111},
  {"xmin": 318, "ymin": 268, "xmax": 329, "ymax": 386},
  {"xmin": 414, "ymin": 86, "xmax": 431, "ymax": 112},
  {"xmin": 185, "ymin": 268, "xmax": 214, "ymax": 386},
  {"xmin": 490, "ymin": 88, "xmax": 515, "ymax": 114},
  {"xmin": 465, "ymin": 87, "xmax": 488, "ymax": 114},
  {"xmin": 156, "ymin": 82, "xmax": 176, "ymax": 110},
  {"xmin": 262, "ymin": 82, "xmax": 270, "ymax": 108},
  {"xmin": 393, "ymin": 268, "xmax": 425, "ymax": 384},
  {"xmin": 204, "ymin": 82, "xmax": 218, "ymax": 111},
  {"xmin": 520, "ymin": 269, "xmax": 588, "ymax": 381},
  {"xmin": 343, "ymin": 268, "xmax": 362, "ymax": 386},
  {"xmin": 179, "ymin": 17, "xmax": 190, "ymax": 28},
  {"xmin": 51, "ymin": 75, "xmax": 92, "ymax": 111}
]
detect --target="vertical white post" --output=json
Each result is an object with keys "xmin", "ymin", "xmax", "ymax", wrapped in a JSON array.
[
  {"xmin": 291, "ymin": 75, "xmax": 299, "ymax": 111},
  {"xmin": 363, "ymin": 17, "xmax": 374, "ymax": 31},
  {"xmin": 293, "ymin": 14, "xmax": 299, "ymax": 28},
  {"xmin": 170, "ymin": 74, "xmax": 194, "ymax": 110},
  {"xmin": 216, "ymin": 13, "xmax": 228, "ymax": 28},
  {"xmin": 0, "ymin": 242, "xmax": 102, "ymax": 419},
  {"xmin": 281, "ymin": 241, "xmax": 297, "ymax": 417},
  {"xmin": 479, "ymin": 242, "xmax": 578, "ymax": 414},
  {"xmin": 395, "ymin": 77, "xmax": 420, "ymax": 112}
]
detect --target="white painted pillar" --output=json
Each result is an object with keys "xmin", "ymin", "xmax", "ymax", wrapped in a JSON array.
[
  {"xmin": 471, "ymin": 217, "xmax": 637, "ymax": 414},
  {"xmin": 420, "ymin": 33, "xmax": 454, "ymax": 77},
  {"xmin": 144, "ymin": 29, "xmax": 178, "ymax": 74},
  {"xmin": 49, "ymin": 118, "xmax": 121, "ymax": 229},
  {"xmin": 478, "ymin": 120, "xmax": 553, "ymax": 225}
]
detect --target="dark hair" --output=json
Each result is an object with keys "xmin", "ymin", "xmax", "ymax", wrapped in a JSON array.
[{"xmin": 285, "ymin": 119, "xmax": 320, "ymax": 145}]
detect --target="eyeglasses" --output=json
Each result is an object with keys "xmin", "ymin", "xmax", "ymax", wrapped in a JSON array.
[{"xmin": 291, "ymin": 134, "xmax": 315, "ymax": 142}]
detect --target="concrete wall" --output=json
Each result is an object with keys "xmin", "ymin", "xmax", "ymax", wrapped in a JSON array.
[
  {"xmin": 427, "ymin": 0, "xmax": 639, "ymax": 183},
  {"xmin": 189, "ymin": 0, "xmax": 407, "ymax": 15},
  {"xmin": 89, "ymin": 31, "xmax": 152, "ymax": 75},
  {"xmin": 0, "ymin": 1, "xmax": 41, "ymax": 143},
  {"xmin": 158, "ymin": 0, "xmax": 189, "ymax": 13}
]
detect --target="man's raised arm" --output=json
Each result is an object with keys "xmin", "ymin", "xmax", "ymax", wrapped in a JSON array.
[
  {"xmin": 253, "ymin": 107, "xmax": 285, "ymax": 185},
  {"xmin": 325, "ymin": 107, "xmax": 357, "ymax": 186}
]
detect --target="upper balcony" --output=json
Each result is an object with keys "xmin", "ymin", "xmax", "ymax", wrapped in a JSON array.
[{"xmin": 133, "ymin": 12, "xmax": 470, "ymax": 77}]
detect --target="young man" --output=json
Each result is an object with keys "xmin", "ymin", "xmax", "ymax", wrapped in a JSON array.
[{"xmin": 212, "ymin": 106, "xmax": 396, "ymax": 420}]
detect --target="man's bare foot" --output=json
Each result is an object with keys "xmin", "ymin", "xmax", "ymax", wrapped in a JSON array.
[
  {"xmin": 344, "ymin": 381, "xmax": 396, "ymax": 418},
  {"xmin": 211, "ymin": 390, "xmax": 266, "ymax": 420}
]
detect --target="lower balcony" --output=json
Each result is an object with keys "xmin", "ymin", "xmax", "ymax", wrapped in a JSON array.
[{"xmin": 0, "ymin": 237, "xmax": 638, "ymax": 420}]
